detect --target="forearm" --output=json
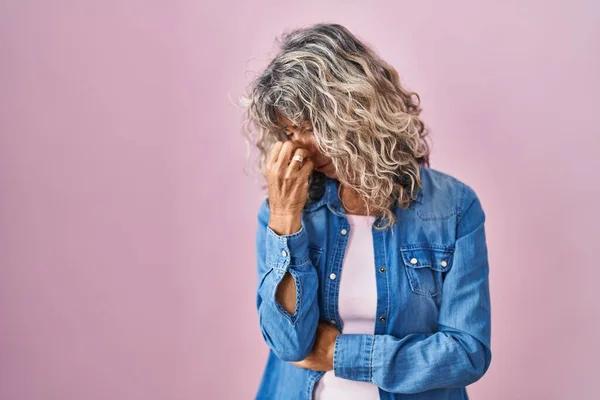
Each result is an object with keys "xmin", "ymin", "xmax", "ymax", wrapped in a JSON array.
[
  {"xmin": 333, "ymin": 328, "xmax": 491, "ymax": 394},
  {"xmin": 270, "ymin": 215, "xmax": 302, "ymax": 314},
  {"xmin": 256, "ymin": 206, "xmax": 319, "ymax": 362},
  {"xmin": 257, "ymin": 262, "xmax": 319, "ymax": 361},
  {"xmin": 334, "ymin": 210, "xmax": 492, "ymax": 393}
]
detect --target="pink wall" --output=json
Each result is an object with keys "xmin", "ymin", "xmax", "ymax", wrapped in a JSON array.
[{"xmin": 1, "ymin": 0, "xmax": 598, "ymax": 399}]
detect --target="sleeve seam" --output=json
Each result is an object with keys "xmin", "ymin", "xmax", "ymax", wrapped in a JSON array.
[
  {"xmin": 267, "ymin": 224, "xmax": 305, "ymax": 240},
  {"xmin": 456, "ymin": 184, "xmax": 476, "ymax": 228},
  {"xmin": 368, "ymin": 335, "xmax": 375, "ymax": 383}
]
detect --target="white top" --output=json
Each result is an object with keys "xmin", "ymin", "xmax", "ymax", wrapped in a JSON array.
[{"xmin": 313, "ymin": 213, "xmax": 380, "ymax": 399}]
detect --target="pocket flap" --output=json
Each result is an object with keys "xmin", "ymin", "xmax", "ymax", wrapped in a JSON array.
[{"xmin": 400, "ymin": 246, "xmax": 454, "ymax": 272}]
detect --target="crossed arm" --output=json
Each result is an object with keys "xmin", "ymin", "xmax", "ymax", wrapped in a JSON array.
[{"xmin": 255, "ymin": 187, "xmax": 492, "ymax": 394}]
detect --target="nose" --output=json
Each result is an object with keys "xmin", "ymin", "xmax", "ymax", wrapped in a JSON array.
[{"xmin": 292, "ymin": 136, "xmax": 318, "ymax": 157}]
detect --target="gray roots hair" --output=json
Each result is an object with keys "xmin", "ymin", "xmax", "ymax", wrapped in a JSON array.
[{"xmin": 240, "ymin": 23, "xmax": 431, "ymax": 229}]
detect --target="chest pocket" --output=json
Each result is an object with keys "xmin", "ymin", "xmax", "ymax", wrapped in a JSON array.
[{"xmin": 400, "ymin": 246, "xmax": 454, "ymax": 297}]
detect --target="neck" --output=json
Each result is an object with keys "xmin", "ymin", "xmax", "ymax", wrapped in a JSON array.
[{"xmin": 339, "ymin": 184, "xmax": 377, "ymax": 216}]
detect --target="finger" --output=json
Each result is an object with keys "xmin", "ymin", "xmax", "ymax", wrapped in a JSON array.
[
  {"xmin": 286, "ymin": 147, "xmax": 311, "ymax": 172},
  {"xmin": 298, "ymin": 157, "xmax": 315, "ymax": 176},
  {"xmin": 274, "ymin": 141, "xmax": 303, "ymax": 170},
  {"xmin": 268, "ymin": 141, "xmax": 284, "ymax": 167}
]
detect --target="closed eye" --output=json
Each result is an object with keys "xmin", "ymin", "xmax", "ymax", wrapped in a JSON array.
[
  {"xmin": 272, "ymin": 127, "xmax": 291, "ymax": 137},
  {"xmin": 274, "ymin": 126, "xmax": 311, "ymax": 138}
]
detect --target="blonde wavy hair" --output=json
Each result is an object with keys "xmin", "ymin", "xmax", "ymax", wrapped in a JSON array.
[{"xmin": 239, "ymin": 23, "xmax": 431, "ymax": 229}]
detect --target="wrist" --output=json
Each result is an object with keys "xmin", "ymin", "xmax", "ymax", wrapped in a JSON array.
[
  {"xmin": 329, "ymin": 333, "xmax": 340, "ymax": 371},
  {"xmin": 269, "ymin": 214, "xmax": 302, "ymax": 236}
]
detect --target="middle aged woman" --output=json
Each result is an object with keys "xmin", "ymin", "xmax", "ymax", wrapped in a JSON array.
[{"xmin": 241, "ymin": 23, "xmax": 492, "ymax": 400}]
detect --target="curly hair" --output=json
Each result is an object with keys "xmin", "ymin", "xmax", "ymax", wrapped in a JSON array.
[{"xmin": 239, "ymin": 23, "xmax": 431, "ymax": 229}]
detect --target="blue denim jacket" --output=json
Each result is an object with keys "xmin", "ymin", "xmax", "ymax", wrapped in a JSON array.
[{"xmin": 254, "ymin": 165, "xmax": 492, "ymax": 400}]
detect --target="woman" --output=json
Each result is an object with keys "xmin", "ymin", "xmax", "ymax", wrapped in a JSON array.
[{"xmin": 241, "ymin": 23, "xmax": 492, "ymax": 400}]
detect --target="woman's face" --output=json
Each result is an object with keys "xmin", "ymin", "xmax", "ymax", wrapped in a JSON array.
[{"xmin": 275, "ymin": 113, "xmax": 337, "ymax": 179}]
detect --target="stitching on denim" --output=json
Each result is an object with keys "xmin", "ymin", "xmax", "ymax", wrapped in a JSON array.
[
  {"xmin": 333, "ymin": 335, "xmax": 341, "ymax": 376},
  {"xmin": 404, "ymin": 265, "xmax": 442, "ymax": 298},
  {"xmin": 274, "ymin": 302, "xmax": 294, "ymax": 324},
  {"xmin": 328, "ymin": 219, "xmax": 345, "ymax": 322},
  {"xmin": 270, "ymin": 241, "xmax": 318, "ymax": 269},
  {"xmin": 381, "ymin": 229, "xmax": 390, "ymax": 332},
  {"xmin": 400, "ymin": 243, "xmax": 455, "ymax": 251},
  {"xmin": 273, "ymin": 273, "xmax": 295, "ymax": 324},
  {"xmin": 258, "ymin": 266, "xmax": 274, "ymax": 290},
  {"xmin": 304, "ymin": 199, "xmax": 326, "ymax": 212},
  {"xmin": 416, "ymin": 172, "xmax": 464, "ymax": 221},
  {"xmin": 288, "ymin": 269, "xmax": 301, "ymax": 326},
  {"xmin": 399, "ymin": 246, "xmax": 454, "ymax": 297},
  {"xmin": 405, "ymin": 268, "xmax": 419, "ymax": 295},
  {"xmin": 416, "ymin": 208, "xmax": 458, "ymax": 221},
  {"xmin": 267, "ymin": 225, "xmax": 305, "ymax": 240},
  {"xmin": 305, "ymin": 372, "xmax": 324, "ymax": 398},
  {"xmin": 368, "ymin": 335, "xmax": 375, "ymax": 383},
  {"xmin": 456, "ymin": 183, "xmax": 469, "ymax": 227}
]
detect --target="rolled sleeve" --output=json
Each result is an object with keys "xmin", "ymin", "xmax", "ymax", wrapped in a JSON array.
[
  {"xmin": 333, "ymin": 333, "xmax": 374, "ymax": 382},
  {"xmin": 255, "ymin": 198, "xmax": 320, "ymax": 361},
  {"xmin": 265, "ymin": 224, "xmax": 311, "ymax": 269},
  {"xmin": 330, "ymin": 184, "xmax": 492, "ymax": 393}
]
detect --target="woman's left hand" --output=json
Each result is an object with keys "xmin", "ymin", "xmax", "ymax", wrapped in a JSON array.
[{"xmin": 291, "ymin": 322, "xmax": 341, "ymax": 371}]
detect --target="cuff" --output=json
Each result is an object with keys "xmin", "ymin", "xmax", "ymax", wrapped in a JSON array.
[
  {"xmin": 265, "ymin": 224, "xmax": 310, "ymax": 268},
  {"xmin": 333, "ymin": 334, "xmax": 374, "ymax": 382}
]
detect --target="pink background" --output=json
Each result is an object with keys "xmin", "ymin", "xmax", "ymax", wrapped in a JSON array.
[{"xmin": 1, "ymin": 0, "xmax": 598, "ymax": 399}]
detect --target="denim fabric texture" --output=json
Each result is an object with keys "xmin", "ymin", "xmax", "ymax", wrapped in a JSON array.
[{"xmin": 254, "ymin": 165, "xmax": 492, "ymax": 400}]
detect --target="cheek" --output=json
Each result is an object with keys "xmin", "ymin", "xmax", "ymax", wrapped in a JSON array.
[
  {"xmin": 307, "ymin": 138, "xmax": 325, "ymax": 158},
  {"xmin": 293, "ymin": 136, "xmax": 319, "ymax": 154}
]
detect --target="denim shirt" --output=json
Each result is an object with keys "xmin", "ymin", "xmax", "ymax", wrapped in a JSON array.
[{"xmin": 254, "ymin": 165, "xmax": 492, "ymax": 400}]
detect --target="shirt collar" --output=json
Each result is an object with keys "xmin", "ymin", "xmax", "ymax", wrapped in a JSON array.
[{"xmin": 304, "ymin": 167, "xmax": 424, "ymax": 215}]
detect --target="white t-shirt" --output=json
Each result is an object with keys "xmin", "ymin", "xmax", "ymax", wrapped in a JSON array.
[{"xmin": 313, "ymin": 213, "xmax": 380, "ymax": 399}]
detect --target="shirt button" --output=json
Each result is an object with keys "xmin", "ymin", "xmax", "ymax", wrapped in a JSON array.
[
  {"xmin": 379, "ymin": 267, "xmax": 386, "ymax": 273},
  {"xmin": 281, "ymin": 250, "xmax": 287, "ymax": 257},
  {"xmin": 330, "ymin": 319, "xmax": 336, "ymax": 325},
  {"xmin": 379, "ymin": 316, "xmax": 386, "ymax": 322},
  {"xmin": 329, "ymin": 273, "xmax": 337, "ymax": 280},
  {"xmin": 410, "ymin": 257, "xmax": 418, "ymax": 264},
  {"xmin": 340, "ymin": 228, "xmax": 348, "ymax": 235},
  {"xmin": 440, "ymin": 260, "xmax": 448, "ymax": 267}
]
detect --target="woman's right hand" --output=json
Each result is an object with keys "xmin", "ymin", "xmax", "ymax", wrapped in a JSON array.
[{"xmin": 266, "ymin": 141, "xmax": 314, "ymax": 235}]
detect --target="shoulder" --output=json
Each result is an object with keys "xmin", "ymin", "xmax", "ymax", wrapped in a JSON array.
[{"xmin": 417, "ymin": 166, "xmax": 483, "ymax": 222}]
